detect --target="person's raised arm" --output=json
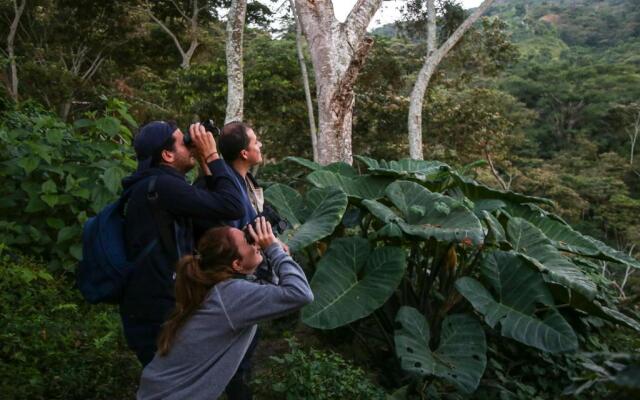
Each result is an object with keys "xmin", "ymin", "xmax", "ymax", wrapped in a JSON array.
[
  {"xmin": 154, "ymin": 124, "xmax": 244, "ymax": 220},
  {"xmin": 190, "ymin": 122, "xmax": 219, "ymax": 176},
  {"xmin": 219, "ymin": 218, "xmax": 313, "ymax": 330}
]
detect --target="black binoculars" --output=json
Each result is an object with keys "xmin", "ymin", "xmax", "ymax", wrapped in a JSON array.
[{"xmin": 183, "ymin": 119, "xmax": 220, "ymax": 146}]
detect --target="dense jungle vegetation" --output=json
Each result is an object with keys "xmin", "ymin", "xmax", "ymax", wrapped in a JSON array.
[{"xmin": 1, "ymin": 0, "xmax": 639, "ymax": 398}]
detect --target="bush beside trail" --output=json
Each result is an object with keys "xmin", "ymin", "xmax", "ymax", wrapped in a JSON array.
[{"xmin": 0, "ymin": 253, "xmax": 139, "ymax": 399}]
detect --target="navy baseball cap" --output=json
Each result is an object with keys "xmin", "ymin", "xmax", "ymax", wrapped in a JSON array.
[{"xmin": 133, "ymin": 121, "xmax": 177, "ymax": 171}]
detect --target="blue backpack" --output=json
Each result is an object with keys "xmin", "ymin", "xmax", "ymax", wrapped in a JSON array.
[{"xmin": 77, "ymin": 176, "xmax": 163, "ymax": 304}]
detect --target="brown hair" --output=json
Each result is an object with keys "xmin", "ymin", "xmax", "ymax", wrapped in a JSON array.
[
  {"xmin": 218, "ymin": 121, "xmax": 251, "ymax": 162},
  {"xmin": 157, "ymin": 226, "xmax": 241, "ymax": 356}
]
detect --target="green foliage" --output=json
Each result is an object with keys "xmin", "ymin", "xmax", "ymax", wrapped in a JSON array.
[
  {"xmin": 0, "ymin": 254, "xmax": 139, "ymax": 399},
  {"xmin": 0, "ymin": 101, "xmax": 135, "ymax": 270},
  {"xmin": 265, "ymin": 156, "xmax": 640, "ymax": 397},
  {"xmin": 264, "ymin": 185, "xmax": 348, "ymax": 253},
  {"xmin": 395, "ymin": 307, "xmax": 487, "ymax": 394},
  {"xmin": 564, "ymin": 352, "xmax": 640, "ymax": 397},
  {"xmin": 252, "ymin": 339, "xmax": 386, "ymax": 400},
  {"xmin": 302, "ymin": 237, "xmax": 406, "ymax": 329}
]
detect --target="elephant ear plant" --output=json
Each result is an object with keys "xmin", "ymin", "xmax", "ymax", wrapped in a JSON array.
[{"xmin": 265, "ymin": 156, "xmax": 640, "ymax": 397}]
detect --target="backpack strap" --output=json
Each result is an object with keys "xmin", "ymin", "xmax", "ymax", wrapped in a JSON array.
[{"xmin": 147, "ymin": 176, "xmax": 178, "ymax": 260}]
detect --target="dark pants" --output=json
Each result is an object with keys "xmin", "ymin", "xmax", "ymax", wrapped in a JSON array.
[
  {"xmin": 120, "ymin": 314, "xmax": 162, "ymax": 367},
  {"xmin": 225, "ymin": 329, "xmax": 260, "ymax": 400}
]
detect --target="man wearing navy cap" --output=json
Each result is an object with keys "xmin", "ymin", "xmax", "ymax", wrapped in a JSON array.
[{"xmin": 119, "ymin": 121, "xmax": 244, "ymax": 366}]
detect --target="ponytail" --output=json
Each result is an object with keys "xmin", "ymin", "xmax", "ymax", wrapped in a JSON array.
[{"xmin": 157, "ymin": 227, "xmax": 240, "ymax": 356}]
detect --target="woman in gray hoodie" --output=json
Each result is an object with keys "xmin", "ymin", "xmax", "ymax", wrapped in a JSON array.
[{"xmin": 137, "ymin": 217, "xmax": 314, "ymax": 400}]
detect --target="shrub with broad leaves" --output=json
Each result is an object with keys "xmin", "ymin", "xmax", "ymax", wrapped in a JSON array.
[{"xmin": 264, "ymin": 156, "xmax": 640, "ymax": 397}]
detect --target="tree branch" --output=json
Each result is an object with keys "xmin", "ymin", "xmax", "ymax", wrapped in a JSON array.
[
  {"xmin": 485, "ymin": 147, "xmax": 508, "ymax": 190},
  {"xmin": 331, "ymin": 36, "xmax": 374, "ymax": 129},
  {"xmin": 344, "ymin": 0, "xmax": 383, "ymax": 45},
  {"xmin": 433, "ymin": 0, "xmax": 495, "ymax": 67},
  {"xmin": 169, "ymin": 0, "xmax": 190, "ymax": 21},
  {"xmin": 146, "ymin": 6, "xmax": 187, "ymax": 58},
  {"xmin": 81, "ymin": 53, "xmax": 104, "ymax": 82}
]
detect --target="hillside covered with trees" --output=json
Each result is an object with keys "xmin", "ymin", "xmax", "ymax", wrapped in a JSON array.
[{"xmin": 1, "ymin": 0, "xmax": 639, "ymax": 398}]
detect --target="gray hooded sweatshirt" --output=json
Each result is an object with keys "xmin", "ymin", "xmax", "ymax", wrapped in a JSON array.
[{"xmin": 136, "ymin": 243, "xmax": 314, "ymax": 400}]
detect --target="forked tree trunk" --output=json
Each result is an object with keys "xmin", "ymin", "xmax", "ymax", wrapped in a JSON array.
[
  {"xmin": 5, "ymin": 0, "xmax": 26, "ymax": 101},
  {"xmin": 289, "ymin": 0, "xmax": 318, "ymax": 161},
  {"xmin": 225, "ymin": 0, "xmax": 247, "ymax": 123},
  {"xmin": 146, "ymin": 0, "xmax": 202, "ymax": 69},
  {"xmin": 408, "ymin": 0, "xmax": 496, "ymax": 160},
  {"xmin": 294, "ymin": 0, "xmax": 382, "ymax": 165}
]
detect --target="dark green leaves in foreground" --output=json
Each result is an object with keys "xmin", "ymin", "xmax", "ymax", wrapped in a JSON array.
[
  {"xmin": 265, "ymin": 184, "xmax": 347, "ymax": 252},
  {"xmin": 505, "ymin": 203, "xmax": 640, "ymax": 270},
  {"xmin": 306, "ymin": 170, "xmax": 392, "ymax": 200},
  {"xmin": 363, "ymin": 181, "xmax": 484, "ymax": 245},
  {"xmin": 507, "ymin": 217, "xmax": 598, "ymax": 301},
  {"xmin": 302, "ymin": 237, "xmax": 406, "ymax": 329},
  {"xmin": 395, "ymin": 307, "xmax": 487, "ymax": 393},
  {"xmin": 456, "ymin": 251, "xmax": 578, "ymax": 353}
]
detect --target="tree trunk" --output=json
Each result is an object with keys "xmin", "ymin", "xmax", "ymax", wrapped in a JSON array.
[
  {"xmin": 294, "ymin": 0, "xmax": 382, "ymax": 165},
  {"xmin": 5, "ymin": 0, "xmax": 27, "ymax": 101},
  {"xmin": 407, "ymin": 0, "xmax": 496, "ymax": 160},
  {"xmin": 629, "ymin": 110, "xmax": 640, "ymax": 165},
  {"xmin": 225, "ymin": 0, "xmax": 247, "ymax": 123},
  {"xmin": 290, "ymin": 0, "xmax": 318, "ymax": 162}
]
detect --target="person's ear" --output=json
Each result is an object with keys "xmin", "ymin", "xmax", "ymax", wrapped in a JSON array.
[
  {"xmin": 161, "ymin": 148, "xmax": 175, "ymax": 164},
  {"xmin": 239, "ymin": 149, "xmax": 249, "ymax": 161},
  {"xmin": 231, "ymin": 258, "xmax": 242, "ymax": 273}
]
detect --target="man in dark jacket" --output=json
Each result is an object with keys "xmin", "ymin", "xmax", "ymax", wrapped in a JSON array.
[{"xmin": 119, "ymin": 121, "xmax": 244, "ymax": 366}]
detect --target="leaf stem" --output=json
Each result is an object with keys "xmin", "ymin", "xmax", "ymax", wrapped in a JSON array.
[{"xmin": 373, "ymin": 310, "xmax": 395, "ymax": 351}]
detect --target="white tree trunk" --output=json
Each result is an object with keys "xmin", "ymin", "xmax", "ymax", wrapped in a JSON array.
[
  {"xmin": 225, "ymin": 0, "xmax": 247, "ymax": 123},
  {"xmin": 5, "ymin": 0, "xmax": 26, "ymax": 101},
  {"xmin": 408, "ymin": 0, "xmax": 496, "ymax": 160},
  {"xmin": 290, "ymin": 0, "xmax": 318, "ymax": 162},
  {"xmin": 294, "ymin": 0, "xmax": 382, "ymax": 165}
]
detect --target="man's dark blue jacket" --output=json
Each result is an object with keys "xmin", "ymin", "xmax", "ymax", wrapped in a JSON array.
[{"xmin": 119, "ymin": 160, "xmax": 244, "ymax": 326}]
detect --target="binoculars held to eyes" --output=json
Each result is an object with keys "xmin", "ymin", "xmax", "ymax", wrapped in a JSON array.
[
  {"xmin": 183, "ymin": 119, "xmax": 220, "ymax": 146},
  {"xmin": 243, "ymin": 205, "xmax": 290, "ymax": 245}
]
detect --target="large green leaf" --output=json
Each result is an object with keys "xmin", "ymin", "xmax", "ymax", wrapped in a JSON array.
[
  {"xmin": 95, "ymin": 116, "xmax": 121, "ymax": 137},
  {"xmin": 481, "ymin": 210, "xmax": 506, "ymax": 244},
  {"xmin": 265, "ymin": 185, "xmax": 347, "ymax": 253},
  {"xmin": 284, "ymin": 157, "xmax": 358, "ymax": 176},
  {"xmin": 102, "ymin": 166, "xmax": 125, "ymax": 195},
  {"xmin": 355, "ymin": 156, "xmax": 450, "ymax": 182},
  {"xmin": 505, "ymin": 203, "xmax": 640, "ymax": 269},
  {"xmin": 284, "ymin": 156, "xmax": 321, "ymax": 171},
  {"xmin": 450, "ymin": 172, "xmax": 554, "ymax": 210},
  {"xmin": 302, "ymin": 237, "xmax": 406, "ymax": 329},
  {"xmin": 262, "ymin": 183, "xmax": 306, "ymax": 226},
  {"xmin": 455, "ymin": 251, "xmax": 578, "ymax": 353},
  {"xmin": 394, "ymin": 307, "xmax": 487, "ymax": 394},
  {"xmin": 307, "ymin": 170, "xmax": 392, "ymax": 200},
  {"xmin": 363, "ymin": 181, "xmax": 484, "ymax": 245},
  {"xmin": 507, "ymin": 217, "xmax": 597, "ymax": 301},
  {"xmin": 17, "ymin": 157, "xmax": 40, "ymax": 174},
  {"xmin": 322, "ymin": 162, "xmax": 358, "ymax": 177}
]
